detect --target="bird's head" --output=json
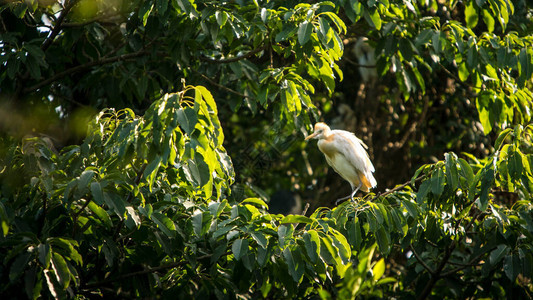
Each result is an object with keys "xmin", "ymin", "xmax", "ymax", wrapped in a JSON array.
[{"xmin": 305, "ymin": 122, "xmax": 330, "ymax": 140}]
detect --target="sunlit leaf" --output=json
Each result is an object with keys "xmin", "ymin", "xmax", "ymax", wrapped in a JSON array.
[
  {"xmin": 151, "ymin": 212, "xmax": 176, "ymax": 237},
  {"xmin": 303, "ymin": 230, "xmax": 320, "ymax": 263},
  {"xmin": 298, "ymin": 21, "xmax": 313, "ymax": 45},
  {"xmin": 373, "ymin": 258, "xmax": 385, "ymax": 281},
  {"xmin": 51, "ymin": 253, "xmax": 70, "ymax": 288},
  {"xmin": 465, "ymin": 1, "xmax": 478, "ymax": 28},
  {"xmin": 88, "ymin": 202, "xmax": 113, "ymax": 228}
]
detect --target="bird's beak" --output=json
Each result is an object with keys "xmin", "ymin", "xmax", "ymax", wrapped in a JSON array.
[{"xmin": 305, "ymin": 132, "xmax": 318, "ymax": 141}]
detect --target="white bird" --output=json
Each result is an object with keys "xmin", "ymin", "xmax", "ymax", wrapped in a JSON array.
[
  {"xmin": 305, "ymin": 122, "xmax": 377, "ymax": 203},
  {"xmin": 353, "ymin": 37, "xmax": 378, "ymax": 83}
]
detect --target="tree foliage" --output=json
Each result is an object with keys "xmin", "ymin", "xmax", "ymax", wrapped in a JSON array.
[{"xmin": 1, "ymin": 0, "xmax": 533, "ymax": 299}]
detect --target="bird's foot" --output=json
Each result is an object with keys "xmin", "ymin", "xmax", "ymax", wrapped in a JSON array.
[{"xmin": 335, "ymin": 195, "xmax": 355, "ymax": 205}]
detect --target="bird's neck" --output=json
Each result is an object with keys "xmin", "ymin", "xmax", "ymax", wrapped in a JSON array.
[{"xmin": 321, "ymin": 129, "xmax": 332, "ymax": 139}]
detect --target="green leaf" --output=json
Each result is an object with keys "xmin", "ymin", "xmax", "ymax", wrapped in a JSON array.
[
  {"xmin": 373, "ymin": 258, "xmax": 385, "ymax": 281},
  {"xmin": 0, "ymin": 202, "xmax": 10, "ymax": 236},
  {"xmin": 321, "ymin": 12, "xmax": 346, "ymax": 34},
  {"xmin": 141, "ymin": 3, "xmax": 154, "ymax": 26},
  {"xmin": 232, "ymin": 238, "xmax": 249, "ymax": 261},
  {"xmin": 318, "ymin": 17, "xmax": 331, "ymax": 43},
  {"xmin": 287, "ymin": 247, "xmax": 305, "ymax": 283},
  {"xmin": 331, "ymin": 230, "xmax": 351, "ymax": 264},
  {"xmin": 9, "ymin": 252, "xmax": 31, "ymax": 282},
  {"xmin": 350, "ymin": 0, "xmax": 362, "ymax": 15},
  {"xmin": 458, "ymin": 62, "xmax": 469, "ymax": 81},
  {"xmin": 78, "ymin": 169, "xmax": 95, "ymax": 190},
  {"xmin": 518, "ymin": 48, "xmax": 531, "ymax": 88},
  {"xmin": 51, "ymin": 253, "xmax": 71, "ymax": 288},
  {"xmin": 508, "ymin": 147, "xmax": 523, "ymax": 178},
  {"xmin": 458, "ymin": 158, "xmax": 474, "ymax": 187},
  {"xmin": 104, "ymin": 192, "xmax": 127, "ymax": 219},
  {"xmin": 445, "ymin": 153, "xmax": 459, "ymax": 191},
  {"xmin": 177, "ymin": 107, "xmax": 198, "ymax": 135},
  {"xmin": 476, "ymin": 93, "xmax": 493, "ymax": 135},
  {"xmin": 196, "ymin": 86, "xmax": 218, "ymax": 114},
  {"xmin": 215, "ymin": 11, "xmax": 227, "ymax": 27},
  {"xmin": 49, "ymin": 238, "xmax": 82, "ymax": 265},
  {"xmin": 416, "ymin": 180, "xmax": 431, "ymax": 204},
  {"xmin": 465, "ymin": 0, "xmax": 479, "ymax": 28},
  {"xmin": 156, "ymin": 0, "xmax": 168, "ymax": 14},
  {"xmin": 490, "ymin": 244, "xmax": 509, "ymax": 265},
  {"xmin": 152, "ymin": 212, "xmax": 176, "ymax": 237},
  {"xmin": 185, "ymin": 153, "xmax": 211, "ymax": 189},
  {"xmin": 375, "ymin": 227, "xmax": 390, "ymax": 255},
  {"xmin": 38, "ymin": 243, "xmax": 51, "ymax": 268},
  {"xmin": 411, "ymin": 164, "xmax": 428, "ymax": 186},
  {"xmin": 403, "ymin": 200, "xmax": 419, "ymax": 218},
  {"xmin": 477, "ymin": 167, "xmax": 494, "ymax": 211},
  {"xmin": 303, "ymin": 230, "xmax": 320, "ymax": 263},
  {"xmin": 494, "ymin": 128, "xmax": 512, "ymax": 151},
  {"xmin": 278, "ymin": 225, "xmax": 293, "ymax": 248},
  {"xmin": 143, "ymin": 156, "xmax": 162, "ymax": 193},
  {"xmin": 364, "ymin": 8, "xmax": 382, "ymax": 30},
  {"xmin": 87, "ymin": 202, "xmax": 113, "ymax": 228},
  {"xmin": 90, "ymin": 182, "xmax": 104, "ymax": 205},
  {"xmin": 482, "ymin": 9, "xmax": 495, "ymax": 33},
  {"xmin": 241, "ymin": 197, "xmax": 268, "ymax": 209},
  {"xmin": 298, "ymin": 21, "xmax": 313, "ymax": 45},
  {"xmin": 432, "ymin": 31, "xmax": 442, "ymax": 53},
  {"xmin": 250, "ymin": 231, "xmax": 268, "ymax": 248},
  {"xmin": 504, "ymin": 253, "xmax": 520, "ymax": 281},
  {"xmin": 281, "ymin": 215, "xmax": 312, "ymax": 224},
  {"xmin": 399, "ymin": 39, "xmax": 413, "ymax": 61}
]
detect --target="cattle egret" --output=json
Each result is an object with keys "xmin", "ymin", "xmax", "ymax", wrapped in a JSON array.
[
  {"xmin": 305, "ymin": 122, "xmax": 377, "ymax": 204},
  {"xmin": 353, "ymin": 37, "xmax": 378, "ymax": 83}
]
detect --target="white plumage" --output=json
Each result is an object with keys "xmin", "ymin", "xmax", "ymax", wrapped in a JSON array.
[{"xmin": 305, "ymin": 122, "xmax": 377, "ymax": 202}]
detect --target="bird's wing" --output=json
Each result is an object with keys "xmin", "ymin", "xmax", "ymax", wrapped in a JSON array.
[{"xmin": 331, "ymin": 130, "xmax": 375, "ymax": 174}]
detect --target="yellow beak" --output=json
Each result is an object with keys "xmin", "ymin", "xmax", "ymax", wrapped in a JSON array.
[{"xmin": 305, "ymin": 132, "xmax": 318, "ymax": 141}]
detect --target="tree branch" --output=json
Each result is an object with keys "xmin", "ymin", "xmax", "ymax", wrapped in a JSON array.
[
  {"xmin": 22, "ymin": 50, "xmax": 148, "ymax": 94},
  {"xmin": 41, "ymin": 0, "xmax": 81, "ymax": 51},
  {"xmin": 441, "ymin": 248, "xmax": 490, "ymax": 277},
  {"xmin": 335, "ymin": 172, "xmax": 427, "ymax": 205},
  {"xmin": 194, "ymin": 71, "xmax": 250, "ymax": 99},
  {"xmin": 410, "ymin": 244, "xmax": 435, "ymax": 276},
  {"xmin": 437, "ymin": 62, "xmax": 481, "ymax": 93},
  {"xmin": 416, "ymin": 211, "xmax": 482, "ymax": 300},
  {"xmin": 199, "ymin": 45, "xmax": 266, "ymax": 64},
  {"xmin": 62, "ymin": 14, "xmax": 122, "ymax": 28}
]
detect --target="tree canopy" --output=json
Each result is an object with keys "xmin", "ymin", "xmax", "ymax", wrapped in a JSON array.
[{"xmin": 1, "ymin": 0, "xmax": 532, "ymax": 299}]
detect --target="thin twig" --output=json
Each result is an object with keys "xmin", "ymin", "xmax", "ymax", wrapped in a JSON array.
[
  {"xmin": 441, "ymin": 248, "xmax": 490, "ymax": 277},
  {"xmin": 410, "ymin": 244, "xmax": 435, "ymax": 275},
  {"xmin": 438, "ymin": 62, "xmax": 481, "ymax": 93},
  {"xmin": 62, "ymin": 14, "xmax": 122, "ymax": 28},
  {"xmin": 23, "ymin": 50, "xmax": 148, "ymax": 94},
  {"xmin": 301, "ymin": 202, "xmax": 310, "ymax": 216},
  {"xmin": 374, "ymin": 173, "xmax": 428, "ymax": 201},
  {"xmin": 194, "ymin": 71, "xmax": 250, "ymax": 99}
]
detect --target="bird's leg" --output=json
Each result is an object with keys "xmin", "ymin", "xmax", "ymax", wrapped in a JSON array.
[
  {"xmin": 350, "ymin": 183, "xmax": 362, "ymax": 200},
  {"xmin": 335, "ymin": 182, "xmax": 362, "ymax": 205}
]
